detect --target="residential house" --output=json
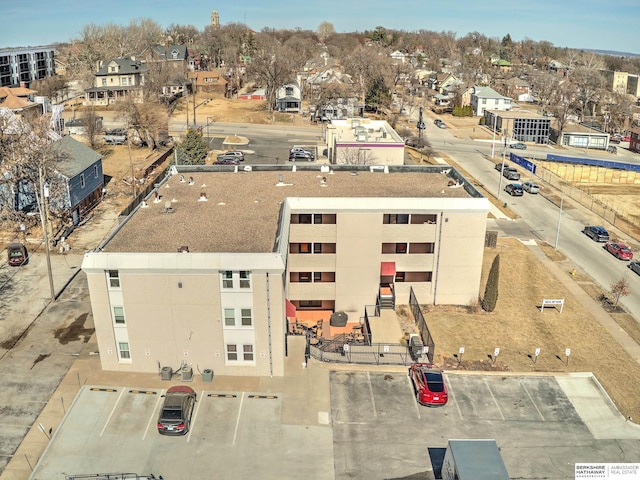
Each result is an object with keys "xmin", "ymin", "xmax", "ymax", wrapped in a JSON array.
[
  {"xmin": 547, "ymin": 60, "xmax": 570, "ymax": 77},
  {"xmin": 0, "ymin": 45, "xmax": 56, "ymax": 87},
  {"xmin": 0, "ymin": 86, "xmax": 41, "ymax": 116},
  {"xmin": 85, "ymin": 58, "xmax": 148, "ymax": 106},
  {"xmin": 470, "ymin": 86, "xmax": 513, "ymax": 116},
  {"xmin": 390, "ymin": 50, "xmax": 407, "ymax": 64},
  {"xmin": 426, "ymin": 73, "xmax": 458, "ymax": 94},
  {"xmin": 189, "ymin": 70, "xmax": 228, "ymax": 96},
  {"xmin": 0, "ymin": 133, "xmax": 103, "ymax": 225},
  {"xmin": 504, "ymin": 78, "xmax": 532, "ymax": 102},
  {"xmin": 50, "ymin": 136, "xmax": 104, "ymax": 225},
  {"xmin": 139, "ymin": 43, "xmax": 196, "ymax": 73},
  {"xmin": 276, "ymin": 83, "xmax": 302, "ymax": 113},
  {"xmin": 80, "ymin": 164, "xmax": 490, "ymax": 376},
  {"xmin": 491, "ymin": 56, "xmax": 512, "ymax": 72}
]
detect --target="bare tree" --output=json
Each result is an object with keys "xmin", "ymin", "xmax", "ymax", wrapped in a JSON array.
[
  {"xmin": 338, "ymin": 147, "xmax": 375, "ymax": 165},
  {"xmin": 115, "ymin": 97, "xmax": 168, "ymax": 150},
  {"xmin": 532, "ymin": 72, "xmax": 560, "ymax": 114},
  {"xmin": 550, "ymin": 80, "xmax": 576, "ymax": 133},
  {"xmin": 30, "ymin": 76, "xmax": 69, "ymax": 103},
  {"xmin": 571, "ymin": 66, "xmax": 604, "ymax": 121},
  {"xmin": 246, "ymin": 35, "xmax": 296, "ymax": 114},
  {"xmin": 610, "ymin": 277, "xmax": 630, "ymax": 307},
  {"xmin": 81, "ymin": 107, "xmax": 103, "ymax": 150}
]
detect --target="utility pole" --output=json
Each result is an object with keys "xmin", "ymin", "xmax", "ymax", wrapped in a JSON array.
[
  {"xmin": 192, "ymin": 78, "xmax": 197, "ymax": 127},
  {"xmin": 38, "ymin": 166, "xmax": 56, "ymax": 303}
]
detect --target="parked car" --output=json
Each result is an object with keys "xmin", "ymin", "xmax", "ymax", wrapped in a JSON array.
[
  {"xmin": 290, "ymin": 147, "xmax": 315, "ymax": 159},
  {"xmin": 214, "ymin": 158, "xmax": 239, "ymax": 165},
  {"xmin": 607, "ymin": 146, "xmax": 617, "ymax": 154},
  {"xmin": 502, "ymin": 167, "xmax": 520, "ymax": 181},
  {"xmin": 604, "ymin": 242, "xmax": 634, "ymax": 261},
  {"xmin": 628, "ymin": 261, "xmax": 640, "ymax": 276},
  {"xmin": 7, "ymin": 243, "xmax": 28, "ymax": 266},
  {"xmin": 522, "ymin": 181, "xmax": 540, "ymax": 194},
  {"xmin": 409, "ymin": 363, "xmax": 448, "ymax": 406},
  {"xmin": 509, "ymin": 142, "xmax": 527, "ymax": 150},
  {"xmin": 434, "ymin": 119, "xmax": 446, "ymax": 129},
  {"xmin": 505, "ymin": 183, "xmax": 524, "ymax": 196},
  {"xmin": 289, "ymin": 151, "xmax": 314, "ymax": 162},
  {"xmin": 583, "ymin": 226, "xmax": 610, "ymax": 242},
  {"xmin": 157, "ymin": 385, "xmax": 196, "ymax": 435},
  {"xmin": 217, "ymin": 151, "xmax": 244, "ymax": 161},
  {"xmin": 609, "ymin": 136, "xmax": 621, "ymax": 144},
  {"xmin": 622, "ymin": 135, "xmax": 631, "ymax": 142}
]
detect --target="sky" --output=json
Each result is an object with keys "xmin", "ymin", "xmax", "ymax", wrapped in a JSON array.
[{"xmin": 1, "ymin": 0, "xmax": 637, "ymax": 55}]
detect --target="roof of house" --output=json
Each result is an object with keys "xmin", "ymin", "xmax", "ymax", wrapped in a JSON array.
[
  {"xmin": 0, "ymin": 90, "xmax": 35, "ymax": 110},
  {"xmin": 102, "ymin": 166, "xmax": 485, "ymax": 254},
  {"xmin": 51, "ymin": 136, "xmax": 102, "ymax": 178},
  {"xmin": 472, "ymin": 86, "xmax": 511, "ymax": 100},
  {"xmin": 189, "ymin": 70, "xmax": 228, "ymax": 86},
  {"xmin": 148, "ymin": 44, "xmax": 189, "ymax": 61},
  {"xmin": 96, "ymin": 58, "xmax": 148, "ymax": 76}
]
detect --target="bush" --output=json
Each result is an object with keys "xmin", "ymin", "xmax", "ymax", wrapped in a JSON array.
[{"xmin": 482, "ymin": 254, "xmax": 500, "ymax": 312}]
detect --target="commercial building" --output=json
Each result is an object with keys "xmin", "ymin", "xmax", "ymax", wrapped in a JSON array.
[
  {"xmin": 0, "ymin": 45, "xmax": 56, "ymax": 87},
  {"xmin": 325, "ymin": 118, "xmax": 405, "ymax": 165},
  {"xmin": 484, "ymin": 110, "xmax": 551, "ymax": 145},
  {"xmin": 81, "ymin": 165, "xmax": 490, "ymax": 376}
]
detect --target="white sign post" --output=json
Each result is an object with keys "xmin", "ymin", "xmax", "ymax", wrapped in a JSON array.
[{"xmin": 540, "ymin": 298, "xmax": 565, "ymax": 313}]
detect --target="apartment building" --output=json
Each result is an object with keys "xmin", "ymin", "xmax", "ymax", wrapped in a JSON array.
[
  {"xmin": 325, "ymin": 118, "xmax": 405, "ymax": 165},
  {"xmin": 0, "ymin": 45, "xmax": 56, "ymax": 87},
  {"xmin": 81, "ymin": 165, "xmax": 490, "ymax": 376}
]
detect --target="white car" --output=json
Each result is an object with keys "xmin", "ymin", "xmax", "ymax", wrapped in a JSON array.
[{"xmin": 522, "ymin": 181, "xmax": 540, "ymax": 194}]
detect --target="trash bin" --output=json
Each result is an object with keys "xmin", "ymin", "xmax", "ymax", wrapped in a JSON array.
[
  {"xmin": 181, "ymin": 365, "xmax": 193, "ymax": 382},
  {"xmin": 202, "ymin": 369, "xmax": 214, "ymax": 382},
  {"xmin": 161, "ymin": 366, "xmax": 173, "ymax": 381}
]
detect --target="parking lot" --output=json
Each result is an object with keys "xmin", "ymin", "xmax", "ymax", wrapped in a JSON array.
[
  {"xmin": 330, "ymin": 371, "xmax": 640, "ymax": 480},
  {"xmin": 28, "ymin": 369, "xmax": 640, "ymax": 480},
  {"xmin": 30, "ymin": 385, "xmax": 333, "ymax": 480}
]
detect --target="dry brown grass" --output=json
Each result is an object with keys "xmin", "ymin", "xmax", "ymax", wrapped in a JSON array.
[{"xmin": 425, "ymin": 237, "xmax": 640, "ymax": 422}]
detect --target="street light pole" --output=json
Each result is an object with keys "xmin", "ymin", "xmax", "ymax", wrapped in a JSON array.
[
  {"xmin": 491, "ymin": 112, "xmax": 497, "ymax": 158},
  {"xmin": 206, "ymin": 116, "xmax": 213, "ymax": 148},
  {"xmin": 554, "ymin": 191, "xmax": 565, "ymax": 249}
]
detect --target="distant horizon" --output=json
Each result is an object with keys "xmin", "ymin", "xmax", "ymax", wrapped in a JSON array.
[{"xmin": 2, "ymin": 0, "xmax": 638, "ymax": 56}]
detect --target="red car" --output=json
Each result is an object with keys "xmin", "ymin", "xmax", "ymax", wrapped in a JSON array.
[
  {"xmin": 605, "ymin": 242, "xmax": 634, "ymax": 261},
  {"xmin": 409, "ymin": 363, "xmax": 448, "ymax": 406}
]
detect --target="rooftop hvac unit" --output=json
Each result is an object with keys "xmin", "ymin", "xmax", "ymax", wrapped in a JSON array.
[
  {"xmin": 181, "ymin": 365, "xmax": 193, "ymax": 382},
  {"xmin": 161, "ymin": 366, "xmax": 173, "ymax": 381}
]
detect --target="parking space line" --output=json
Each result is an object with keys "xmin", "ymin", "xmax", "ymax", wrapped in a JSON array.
[
  {"xmin": 99, "ymin": 387, "xmax": 126, "ymax": 437},
  {"xmin": 232, "ymin": 392, "xmax": 244, "ymax": 446},
  {"xmin": 143, "ymin": 388, "xmax": 165, "ymax": 440},
  {"xmin": 367, "ymin": 372, "xmax": 377, "ymax": 418},
  {"xmin": 446, "ymin": 378, "xmax": 463, "ymax": 420},
  {"xmin": 186, "ymin": 390, "xmax": 205, "ymax": 443},
  {"xmin": 522, "ymin": 381, "xmax": 546, "ymax": 421},
  {"xmin": 484, "ymin": 378, "xmax": 505, "ymax": 421}
]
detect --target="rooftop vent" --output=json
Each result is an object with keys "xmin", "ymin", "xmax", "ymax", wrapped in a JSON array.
[
  {"xmin": 153, "ymin": 192, "xmax": 162, "ymax": 203},
  {"xmin": 188, "ymin": 176, "xmax": 194, "ymax": 185},
  {"xmin": 177, "ymin": 246, "xmax": 189, "ymax": 253},
  {"xmin": 198, "ymin": 192, "xmax": 208, "ymax": 202},
  {"xmin": 180, "ymin": 175, "xmax": 185, "ymax": 183}
]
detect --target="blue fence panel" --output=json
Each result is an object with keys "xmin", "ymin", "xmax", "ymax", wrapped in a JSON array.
[
  {"xmin": 545, "ymin": 154, "xmax": 640, "ymax": 173},
  {"xmin": 510, "ymin": 153, "xmax": 537, "ymax": 174}
]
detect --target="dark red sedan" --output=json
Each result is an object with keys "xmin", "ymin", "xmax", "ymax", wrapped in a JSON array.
[
  {"xmin": 409, "ymin": 363, "xmax": 448, "ymax": 406},
  {"xmin": 605, "ymin": 242, "xmax": 634, "ymax": 261}
]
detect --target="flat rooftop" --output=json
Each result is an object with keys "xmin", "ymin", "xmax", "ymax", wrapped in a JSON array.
[{"xmin": 103, "ymin": 166, "xmax": 480, "ymax": 254}]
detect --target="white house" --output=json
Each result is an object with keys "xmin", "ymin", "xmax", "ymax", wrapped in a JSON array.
[{"xmin": 470, "ymin": 86, "xmax": 513, "ymax": 116}]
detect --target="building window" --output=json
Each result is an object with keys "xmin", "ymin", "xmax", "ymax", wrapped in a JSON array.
[
  {"xmin": 396, "ymin": 243, "xmax": 407, "ymax": 254},
  {"xmin": 299, "ymin": 243, "xmax": 312, "ymax": 254},
  {"xmin": 299, "ymin": 214, "xmax": 312, "ymax": 224},
  {"xmin": 313, "ymin": 243, "xmax": 322, "ymax": 254},
  {"xmin": 108, "ymin": 270, "xmax": 120, "ymax": 288},
  {"xmin": 239, "ymin": 271, "xmax": 251, "ymax": 288},
  {"xmin": 222, "ymin": 271, "xmax": 233, "ymax": 288},
  {"xmin": 224, "ymin": 308, "xmax": 235, "ymax": 326},
  {"xmin": 226, "ymin": 344, "xmax": 238, "ymax": 361},
  {"xmin": 118, "ymin": 342, "xmax": 130, "ymax": 359},
  {"xmin": 482, "ymin": 98, "xmax": 487, "ymax": 104},
  {"xmin": 113, "ymin": 306, "xmax": 125, "ymax": 324},
  {"xmin": 395, "ymin": 272, "xmax": 405, "ymax": 282},
  {"xmin": 313, "ymin": 213, "xmax": 323, "ymax": 224},
  {"xmin": 101, "ymin": 78, "xmax": 107, "ymax": 86},
  {"xmin": 241, "ymin": 309, "xmax": 252, "ymax": 326},
  {"xmin": 299, "ymin": 272, "xmax": 312, "ymax": 282},
  {"xmin": 80, "ymin": 173, "xmax": 85, "ymax": 188},
  {"xmin": 243, "ymin": 344, "xmax": 254, "ymax": 361},
  {"xmin": 94, "ymin": 165, "xmax": 99, "ymax": 178},
  {"xmin": 313, "ymin": 272, "xmax": 322, "ymax": 282},
  {"xmin": 121, "ymin": 77, "xmax": 128, "ymax": 86},
  {"xmin": 383, "ymin": 214, "xmax": 409, "ymax": 224}
]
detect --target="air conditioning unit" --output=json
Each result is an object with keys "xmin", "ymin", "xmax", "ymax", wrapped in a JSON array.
[{"xmin": 181, "ymin": 365, "xmax": 193, "ymax": 382}]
